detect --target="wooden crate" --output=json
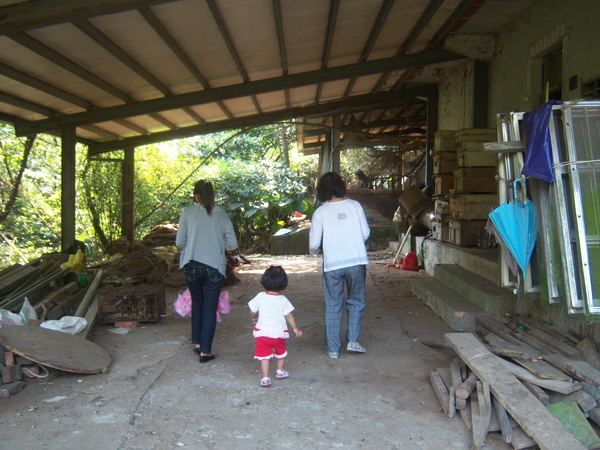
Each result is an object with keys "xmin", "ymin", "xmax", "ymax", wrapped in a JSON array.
[
  {"xmin": 434, "ymin": 198, "xmax": 450, "ymax": 219},
  {"xmin": 449, "ymin": 194, "xmax": 497, "ymax": 220},
  {"xmin": 448, "ymin": 219, "xmax": 488, "ymax": 247},
  {"xmin": 454, "ymin": 167, "xmax": 498, "ymax": 194},
  {"xmin": 434, "ymin": 130, "xmax": 456, "ymax": 152},
  {"xmin": 434, "ymin": 153, "xmax": 458, "ymax": 175},
  {"xmin": 457, "ymin": 148, "xmax": 497, "ymax": 167},
  {"xmin": 432, "ymin": 220, "xmax": 449, "ymax": 241},
  {"xmin": 454, "ymin": 128, "xmax": 496, "ymax": 142},
  {"xmin": 434, "ymin": 175, "xmax": 454, "ymax": 196}
]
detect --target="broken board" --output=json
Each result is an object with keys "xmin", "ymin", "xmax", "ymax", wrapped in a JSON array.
[
  {"xmin": 445, "ymin": 333, "xmax": 586, "ymax": 450},
  {"xmin": 0, "ymin": 325, "xmax": 111, "ymax": 374}
]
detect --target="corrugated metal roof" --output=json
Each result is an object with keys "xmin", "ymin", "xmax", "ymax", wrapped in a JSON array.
[{"xmin": 0, "ymin": 0, "xmax": 537, "ymax": 153}]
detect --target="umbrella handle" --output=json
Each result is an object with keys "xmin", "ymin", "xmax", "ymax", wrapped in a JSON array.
[{"xmin": 513, "ymin": 178, "xmax": 527, "ymax": 204}]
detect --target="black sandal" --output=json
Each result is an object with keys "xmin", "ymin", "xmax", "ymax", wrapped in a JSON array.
[{"xmin": 199, "ymin": 351, "xmax": 216, "ymax": 363}]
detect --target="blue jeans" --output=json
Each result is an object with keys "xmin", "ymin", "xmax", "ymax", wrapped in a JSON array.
[
  {"xmin": 322, "ymin": 265, "xmax": 366, "ymax": 353},
  {"xmin": 184, "ymin": 261, "xmax": 224, "ymax": 354}
]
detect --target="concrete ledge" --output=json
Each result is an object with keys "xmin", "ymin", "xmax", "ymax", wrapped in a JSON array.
[
  {"xmin": 434, "ymin": 264, "xmax": 516, "ymax": 315},
  {"xmin": 411, "ymin": 278, "xmax": 484, "ymax": 331}
]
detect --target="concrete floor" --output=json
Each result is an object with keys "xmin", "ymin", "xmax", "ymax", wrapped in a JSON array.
[{"xmin": 0, "ymin": 253, "xmax": 512, "ymax": 449}]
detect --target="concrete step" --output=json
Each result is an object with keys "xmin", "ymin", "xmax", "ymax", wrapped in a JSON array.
[
  {"xmin": 411, "ymin": 277, "xmax": 484, "ymax": 331},
  {"xmin": 434, "ymin": 264, "xmax": 516, "ymax": 315}
]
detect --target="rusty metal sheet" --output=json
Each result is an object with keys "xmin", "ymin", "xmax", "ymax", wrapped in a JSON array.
[{"xmin": 0, "ymin": 325, "xmax": 111, "ymax": 374}]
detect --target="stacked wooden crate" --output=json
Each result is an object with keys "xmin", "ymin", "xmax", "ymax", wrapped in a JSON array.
[
  {"xmin": 447, "ymin": 128, "xmax": 498, "ymax": 247},
  {"xmin": 431, "ymin": 130, "xmax": 456, "ymax": 242}
]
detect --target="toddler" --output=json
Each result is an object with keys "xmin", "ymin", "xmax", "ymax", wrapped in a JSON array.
[{"xmin": 248, "ymin": 265, "xmax": 302, "ymax": 387}]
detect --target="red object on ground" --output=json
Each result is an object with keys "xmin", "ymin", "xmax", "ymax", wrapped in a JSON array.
[
  {"xmin": 294, "ymin": 211, "xmax": 303, "ymax": 217},
  {"xmin": 401, "ymin": 251, "xmax": 419, "ymax": 271}
]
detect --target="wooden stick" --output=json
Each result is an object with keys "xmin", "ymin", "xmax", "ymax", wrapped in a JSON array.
[
  {"xmin": 456, "ymin": 372, "xmax": 479, "ymax": 400},
  {"xmin": 393, "ymin": 224, "xmax": 413, "ymax": 264}
]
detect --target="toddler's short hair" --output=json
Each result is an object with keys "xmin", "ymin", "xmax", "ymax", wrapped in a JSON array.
[{"xmin": 261, "ymin": 265, "xmax": 288, "ymax": 292}]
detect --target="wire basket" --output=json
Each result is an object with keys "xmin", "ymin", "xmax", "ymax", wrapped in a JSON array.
[{"xmin": 98, "ymin": 284, "xmax": 165, "ymax": 323}]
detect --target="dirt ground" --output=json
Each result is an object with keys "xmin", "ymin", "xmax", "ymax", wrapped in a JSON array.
[{"xmin": 0, "ymin": 251, "xmax": 513, "ymax": 449}]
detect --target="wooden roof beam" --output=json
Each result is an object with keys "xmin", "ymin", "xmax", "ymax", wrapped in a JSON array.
[
  {"xmin": 87, "ymin": 86, "xmax": 436, "ymax": 154},
  {"xmin": 17, "ymin": 49, "xmax": 461, "ymax": 136},
  {"xmin": 0, "ymin": 0, "xmax": 179, "ymax": 35}
]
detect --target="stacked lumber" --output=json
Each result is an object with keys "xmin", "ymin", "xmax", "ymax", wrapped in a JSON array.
[
  {"xmin": 99, "ymin": 224, "xmax": 244, "ymax": 287},
  {"xmin": 430, "ymin": 315, "xmax": 600, "ymax": 449}
]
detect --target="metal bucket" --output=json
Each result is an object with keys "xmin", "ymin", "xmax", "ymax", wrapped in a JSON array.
[{"xmin": 399, "ymin": 185, "xmax": 433, "ymax": 220}]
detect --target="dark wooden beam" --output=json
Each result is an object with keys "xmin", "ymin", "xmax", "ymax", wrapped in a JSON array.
[
  {"xmin": 371, "ymin": 0, "xmax": 444, "ymax": 93},
  {"xmin": 343, "ymin": 0, "xmax": 395, "ymax": 99},
  {"xmin": 87, "ymin": 86, "xmax": 436, "ymax": 154},
  {"xmin": 315, "ymin": 0, "xmax": 341, "ymax": 103},
  {"xmin": 17, "ymin": 49, "xmax": 460, "ymax": 136},
  {"xmin": 0, "ymin": 0, "xmax": 179, "ymax": 35}
]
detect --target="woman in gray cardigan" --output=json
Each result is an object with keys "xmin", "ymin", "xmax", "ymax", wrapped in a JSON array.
[{"xmin": 176, "ymin": 180, "xmax": 238, "ymax": 363}]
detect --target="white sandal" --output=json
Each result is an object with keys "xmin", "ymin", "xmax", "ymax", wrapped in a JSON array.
[
  {"xmin": 276, "ymin": 370, "xmax": 289, "ymax": 379},
  {"xmin": 260, "ymin": 377, "xmax": 271, "ymax": 387}
]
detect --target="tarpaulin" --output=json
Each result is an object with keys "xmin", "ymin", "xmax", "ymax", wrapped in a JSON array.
[{"xmin": 522, "ymin": 100, "xmax": 562, "ymax": 183}]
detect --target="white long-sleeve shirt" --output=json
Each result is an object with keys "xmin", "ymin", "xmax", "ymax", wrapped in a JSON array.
[
  {"xmin": 309, "ymin": 198, "xmax": 370, "ymax": 272},
  {"xmin": 176, "ymin": 203, "xmax": 238, "ymax": 276}
]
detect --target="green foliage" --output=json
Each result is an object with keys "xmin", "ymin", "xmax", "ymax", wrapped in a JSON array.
[{"xmin": 190, "ymin": 159, "xmax": 309, "ymax": 253}]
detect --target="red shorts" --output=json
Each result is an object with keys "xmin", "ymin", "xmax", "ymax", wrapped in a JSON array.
[{"xmin": 254, "ymin": 336, "xmax": 288, "ymax": 360}]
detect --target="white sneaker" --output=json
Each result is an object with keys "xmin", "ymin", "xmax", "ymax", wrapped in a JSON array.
[
  {"xmin": 327, "ymin": 351, "xmax": 339, "ymax": 359},
  {"xmin": 347, "ymin": 342, "xmax": 367, "ymax": 353}
]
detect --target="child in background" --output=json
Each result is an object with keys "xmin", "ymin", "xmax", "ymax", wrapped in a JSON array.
[{"xmin": 249, "ymin": 265, "xmax": 302, "ymax": 387}]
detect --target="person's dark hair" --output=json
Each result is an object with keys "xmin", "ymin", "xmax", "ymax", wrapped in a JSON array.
[
  {"xmin": 316, "ymin": 172, "xmax": 346, "ymax": 202},
  {"xmin": 261, "ymin": 265, "xmax": 288, "ymax": 292},
  {"xmin": 194, "ymin": 180, "xmax": 215, "ymax": 215},
  {"xmin": 355, "ymin": 170, "xmax": 366, "ymax": 178}
]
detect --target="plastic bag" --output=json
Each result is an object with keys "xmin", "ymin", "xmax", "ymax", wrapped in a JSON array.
[
  {"xmin": 174, "ymin": 290, "xmax": 230, "ymax": 321},
  {"xmin": 0, "ymin": 297, "xmax": 38, "ymax": 328},
  {"xmin": 174, "ymin": 289, "xmax": 192, "ymax": 317},
  {"xmin": 40, "ymin": 316, "xmax": 87, "ymax": 334}
]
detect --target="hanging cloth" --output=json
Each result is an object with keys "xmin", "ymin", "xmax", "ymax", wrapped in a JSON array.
[{"xmin": 521, "ymin": 100, "xmax": 562, "ymax": 183}]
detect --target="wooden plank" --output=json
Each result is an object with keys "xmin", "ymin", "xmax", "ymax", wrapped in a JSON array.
[
  {"xmin": 471, "ymin": 382, "xmax": 490, "ymax": 449},
  {"xmin": 522, "ymin": 381, "xmax": 550, "ymax": 405},
  {"xmin": 577, "ymin": 337, "xmax": 600, "ymax": 371},
  {"xmin": 589, "ymin": 407, "xmax": 600, "ymax": 427},
  {"xmin": 484, "ymin": 332, "xmax": 540, "ymax": 360},
  {"xmin": 476, "ymin": 315, "xmax": 529, "ymax": 347},
  {"xmin": 445, "ymin": 333, "xmax": 586, "ymax": 450},
  {"xmin": 430, "ymin": 371, "xmax": 450, "ymax": 416},
  {"xmin": 511, "ymin": 426, "xmax": 537, "ymax": 449},
  {"xmin": 499, "ymin": 358, "xmax": 581, "ymax": 394},
  {"xmin": 460, "ymin": 396, "xmax": 473, "ymax": 431},
  {"xmin": 529, "ymin": 316, "xmax": 580, "ymax": 344},
  {"xmin": 511, "ymin": 357, "xmax": 572, "ymax": 381},
  {"xmin": 493, "ymin": 395, "xmax": 513, "ymax": 443},
  {"xmin": 450, "ymin": 361, "xmax": 467, "ymax": 410},
  {"xmin": 549, "ymin": 390, "xmax": 597, "ymax": 413},
  {"xmin": 543, "ymin": 354, "xmax": 600, "ymax": 390},
  {"xmin": 483, "ymin": 141, "xmax": 525, "ymax": 153},
  {"xmin": 546, "ymin": 401, "xmax": 600, "ymax": 449},
  {"xmin": 525, "ymin": 327, "xmax": 582, "ymax": 360}
]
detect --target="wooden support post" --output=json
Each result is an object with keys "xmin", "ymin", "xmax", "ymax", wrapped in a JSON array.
[{"xmin": 61, "ymin": 126, "xmax": 76, "ymax": 252}]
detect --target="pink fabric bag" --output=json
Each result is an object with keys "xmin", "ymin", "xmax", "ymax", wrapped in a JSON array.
[{"xmin": 173, "ymin": 289, "xmax": 230, "ymax": 321}]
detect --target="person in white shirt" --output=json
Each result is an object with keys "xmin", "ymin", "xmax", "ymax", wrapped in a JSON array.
[
  {"xmin": 249, "ymin": 266, "xmax": 303, "ymax": 387},
  {"xmin": 309, "ymin": 172, "xmax": 370, "ymax": 359}
]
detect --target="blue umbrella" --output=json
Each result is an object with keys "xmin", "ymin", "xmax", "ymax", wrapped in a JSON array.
[{"xmin": 489, "ymin": 179, "xmax": 536, "ymax": 278}]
